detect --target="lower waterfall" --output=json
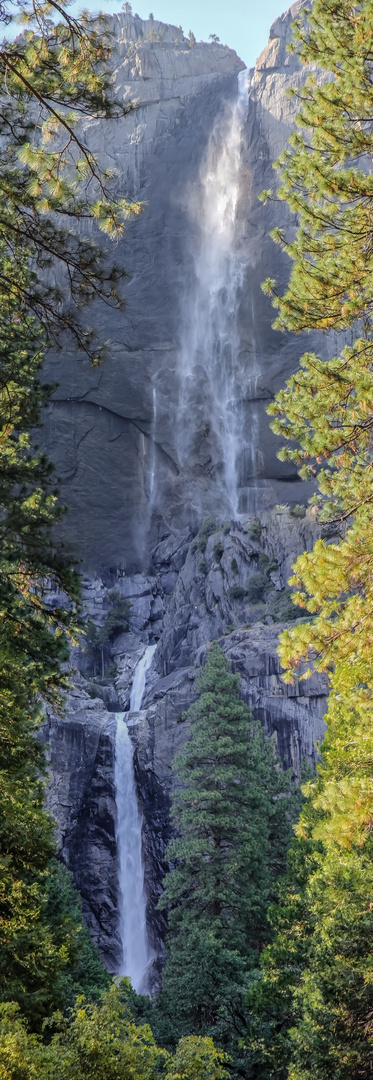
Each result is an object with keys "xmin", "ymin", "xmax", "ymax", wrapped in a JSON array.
[
  {"xmin": 114, "ymin": 646, "xmax": 156, "ymax": 992},
  {"xmin": 114, "ymin": 714, "xmax": 151, "ymax": 993}
]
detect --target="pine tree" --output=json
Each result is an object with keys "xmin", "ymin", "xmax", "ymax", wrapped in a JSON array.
[
  {"xmin": 0, "ymin": 1, "xmax": 138, "ymax": 1024},
  {"xmin": 253, "ymin": 3, "xmax": 373, "ymax": 1073},
  {"xmin": 0, "ymin": 0, "xmax": 139, "ymax": 359},
  {"xmin": 251, "ymin": 679, "xmax": 373, "ymax": 1080},
  {"xmin": 156, "ymin": 645, "xmax": 298, "ymax": 1074},
  {"xmin": 260, "ymin": 0, "xmax": 373, "ymax": 678}
]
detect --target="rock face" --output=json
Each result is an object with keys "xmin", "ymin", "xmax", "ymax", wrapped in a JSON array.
[
  {"xmin": 42, "ymin": 3, "xmax": 328, "ymax": 572},
  {"xmin": 45, "ymin": 508, "xmax": 328, "ymax": 974}
]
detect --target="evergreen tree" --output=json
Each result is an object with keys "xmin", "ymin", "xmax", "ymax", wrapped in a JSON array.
[
  {"xmin": 0, "ymin": 0, "xmax": 138, "ymax": 1026},
  {"xmin": 0, "ymin": 0, "xmax": 139, "ymax": 359},
  {"xmin": 254, "ymin": 3, "xmax": 373, "ymax": 1073},
  {"xmin": 260, "ymin": 0, "xmax": 373, "ymax": 677},
  {"xmin": 251, "ymin": 675, "xmax": 373, "ymax": 1080},
  {"xmin": 156, "ymin": 645, "xmax": 299, "ymax": 1074}
]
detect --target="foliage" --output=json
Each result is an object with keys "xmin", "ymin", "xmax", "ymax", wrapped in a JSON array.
[
  {"xmin": 227, "ymin": 584, "xmax": 246, "ymax": 601},
  {"xmin": 247, "ymin": 820, "xmax": 320, "ymax": 1079},
  {"xmin": 165, "ymin": 1036, "xmax": 229, "ymax": 1080},
  {"xmin": 251, "ymin": 674, "xmax": 373, "ymax": 1079},
  {"xmin": 191, "ymin": 518, "xmax": 217, "ymax": 555},
  {"xmin": 103, "ymin": 591, "xmax": 132, "ymax": 641},
  {"xmin": 0, "ymin": 245, "xmax": 84, "ymax": 1025},
  {"xmin": 0, "ymin": 984, "xmax": 228, "ymax": 1080},
  {"xmin": 0, "ymin": 1, "xmax": 139, "ymax": 361},
  {"xmin": 0, "ymin": 0, "xmax": 136, "ymax": 1030},
  {"xmin": 84, "ymin": 591, "xmax": 131, "ymax": 674},
  {"xmin": 260, "ymin": 0, "xmax": 373, "ymax": 677},
  {"xmin": 256, "ymin": 4, "xmax": 373, "ymax": 1073},
  {"xmin": 43, "ymin": 861, "xmax": 110, "ymax": 1008},
  {"xmin": 155, "ymin": 645, "xmax": 299, "ymax": 1074},
  {"xmin": 213, "ymin": 541, "xmax": 224, "ymax": 562},
  {"xmin": 248, "ymin": 520, "xmax": 261, "ymax": 542},
  {"xmin": 245, "ymin": 573, "xmax": 267, "ymax": 604},
  {"xmin": 266, "ymin": 590, "xmax": 302, "ymax": 625}
]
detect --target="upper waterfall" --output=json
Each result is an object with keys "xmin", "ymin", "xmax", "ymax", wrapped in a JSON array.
[
  {"xmin": 175, "ymin": 68, "xmax": 262, "ymax": 518},
  {"xmin": 43, "ymin": 10, "xmax": 311, "ymax": 569}
]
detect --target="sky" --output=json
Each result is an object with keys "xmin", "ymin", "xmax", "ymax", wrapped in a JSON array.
[{"xmin": 66, "ymin": 0, "xmax": 288, "ymax": 67}]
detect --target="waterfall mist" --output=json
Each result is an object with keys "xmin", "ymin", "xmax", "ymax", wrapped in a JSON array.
[{"xmin": 175, "ymin": 69, "xmax": 261, "ymax": 518}]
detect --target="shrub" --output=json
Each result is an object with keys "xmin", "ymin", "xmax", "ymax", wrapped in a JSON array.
[
  {"xmin": 192, "ymin": 517, "xmax": 217, "ymax": 554},
  {"xmin": 290, "ymin": 503, "xmax": 307, "ymax": 518},
  {"xmin": 246, "ymin": 572, "xmax": 267, "ymax": 603},
  {"xmin": 259, "ymin": 553, "xmax": 278, "ymax": 575},
  {"xmin": 104, "ymin": 590, "xmax": 131, "ymax": 641},
  {"xmin": 248, "ymin": 519, "xmax": 261, "ymax": 541},
  {"xmin": 231, "ymin": 558, "xmax": 238, "ymax": 575},
  {"xmin": 213, "ymin": 541, "xmax": 224, "ymax": 562},
  {"xmin": 228, "ymin": 585, "xmax": 246, "ymax": 601},
  {"xmin": 267, "ymin": 589, "xmax": 301, "ymax": 623}
]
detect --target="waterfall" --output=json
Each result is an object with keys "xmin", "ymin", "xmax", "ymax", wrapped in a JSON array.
[
  {"xmin": 114, "ymin": 646, "xmax": 156, "ymax": 992},
  {"xmin": 130, "ymin": 644, "xmax": 157, "ymax": 712},
  {"xmin": 177, "ymin": 69, "xmax": 260, "ymax": 516}
]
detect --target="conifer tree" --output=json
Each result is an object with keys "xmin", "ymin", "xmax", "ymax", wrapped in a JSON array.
[
  {"xmin": 250, "ymin": 672, "xmax": 373, "ymax": 1080},
  {"xmin": 0, "ymin": 0, "xmax": 139, "ymax": 358},
  {"xmin": 156, "ymin": 645, "xmax": 298, "ymax": 1074},
  {"xmin": 0, "ymin": 0, "xmax": 137, "ymax": 1023},
  {"xmin": 260, "ymin": 0, "xmax": 373, "ymax": 679},
  {"xmin": 252, "ymin": 2, "xmax": 373, "ymax": 1075}
]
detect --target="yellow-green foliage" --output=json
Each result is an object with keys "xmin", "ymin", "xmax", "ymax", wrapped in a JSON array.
[
  {"xmin": 0, "ymin": 986, "xmax": 228, "ymax": 1080},
  {"xmin": 254, "ymin": 2, "xmax": 373, "ymax": 1076}
]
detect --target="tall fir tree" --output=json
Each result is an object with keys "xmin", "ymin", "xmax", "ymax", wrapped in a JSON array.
[{"xmin": 156, "ymin": 644, "xmax": 299, "ymax": 1076}]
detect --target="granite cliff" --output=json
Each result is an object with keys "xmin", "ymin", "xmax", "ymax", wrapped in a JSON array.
[
  {"xmin": 42, "ymin": 2, "xmax": 326, "ymax": 571},
  {"xmin": 41, "ymin": 5, "xmax": 331, "ymax": 979}
]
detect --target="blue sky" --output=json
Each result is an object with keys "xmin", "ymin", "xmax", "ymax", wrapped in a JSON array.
[{"xmin": 66, "ymin": 1, "xmax": 288, "ymax": 67}]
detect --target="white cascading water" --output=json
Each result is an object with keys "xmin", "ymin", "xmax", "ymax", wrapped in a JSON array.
[
  {"xmin": 130, "ymin": 644, "xmax": 157, "ymax": 711},
  {"xmin": 177, "ymin": 69, "xmax": 260, "ymax": 516},
  {"xmin": 114, "ymin": 646, "xmax": 156, "ymax": 993}
]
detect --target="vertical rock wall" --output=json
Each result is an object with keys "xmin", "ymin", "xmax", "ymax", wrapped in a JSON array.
[{"xmin": 42, "ymin": 3, "xmax": 329, "ymax": 571}]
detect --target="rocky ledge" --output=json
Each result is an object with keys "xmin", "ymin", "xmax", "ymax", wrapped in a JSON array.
[{"xmin": 44, "ymin": 509, "xmax": 329, "ymax": 971}]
